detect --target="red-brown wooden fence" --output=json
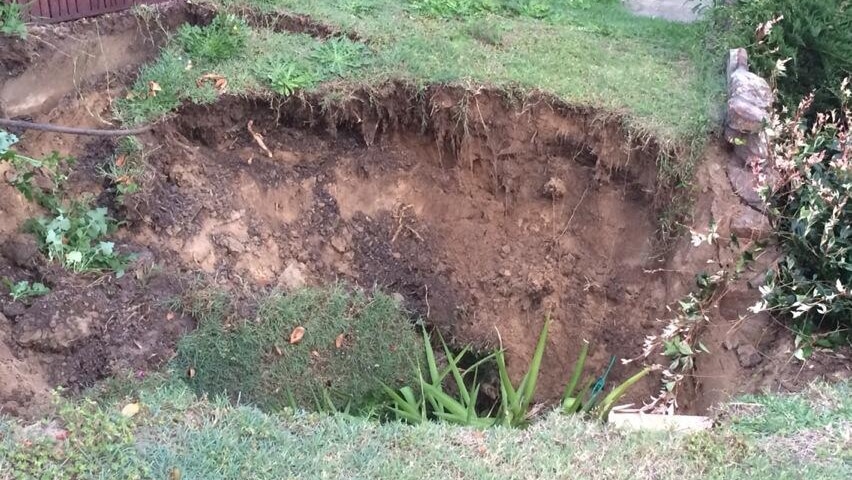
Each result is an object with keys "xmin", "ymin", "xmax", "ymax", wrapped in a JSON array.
[{"xmin": 4, "ymin": 0, "xmax": 171, "ymax": 23}]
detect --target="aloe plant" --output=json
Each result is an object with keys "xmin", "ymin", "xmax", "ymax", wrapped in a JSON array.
[{"xmin": 385, "ymin": 318, "xmax": 651, "ymax": 428}]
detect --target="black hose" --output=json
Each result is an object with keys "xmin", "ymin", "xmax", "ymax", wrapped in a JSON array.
[{"xmin": 0, "ymin": 118, "xmax": 152, "ymax": 137}]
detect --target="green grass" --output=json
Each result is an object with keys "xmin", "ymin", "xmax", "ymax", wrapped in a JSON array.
[
  {"xmin": 172, "ymin": 285, "xmax": 421, "ymax": 413},
  {"xmin": 118, "ymin": 0, "xmax": 725, "ymax": 146},
  {"xmin": 1, "ymin": 380, "xmax": 848, "ymax": 479}
]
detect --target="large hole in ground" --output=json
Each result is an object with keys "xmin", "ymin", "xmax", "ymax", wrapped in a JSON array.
[{"xmin": 119, "ymin": 90, "xmax": 678, "ymax": 407}]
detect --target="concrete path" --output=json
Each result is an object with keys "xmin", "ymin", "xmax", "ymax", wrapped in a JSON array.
[{"xmin": 625, "ymin": 0, "xmax": 709, "ymax": 23}]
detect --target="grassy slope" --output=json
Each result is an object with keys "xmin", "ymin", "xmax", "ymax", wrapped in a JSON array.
[
  {"xmin": 121, "ymin": 0, "xmax": 724, "ymax": 146},
  {"xmin": 1, "ymin": 380, "xmax": 849, "ymax": 479}
]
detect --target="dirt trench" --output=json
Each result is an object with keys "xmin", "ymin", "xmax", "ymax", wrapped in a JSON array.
[{"xmin": 3, "ymin": 8, "xmax": 849, "ymax": 419}]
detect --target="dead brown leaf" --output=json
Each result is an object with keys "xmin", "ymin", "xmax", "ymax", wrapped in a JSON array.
[
  {"xmin": 187, "ymin": 367, "xmax": 196, "ymax": 379},
  {"xmin": 166, "ymin": 311, "xmax": 176, "ymax": 321},
  {"xmin": 274, "ymin": 345, "xmax": 283, "ymax": 356},
  {"xmin": 335, "ymin": 333, "xmax": 345, "ymax": 349},
  {"xmin": 147, "ymin": 81, "xmax": 162, "ymax": 97},
  {"xmin": 169, "ymin": 467, "xmax": 182, "ymax": 480},
  {"xmin": 289, "ymin": 326, "xmax": 306, "ymax": 344},
  {"xmin": 247, "ymin": 120, "xmax": 273, "ymax": 158},
  {"xmin": 196, "ymin": 73, "xmax": 228, "ymax": 93},
  {"xmin": 115, "ymin": 155, "xmax": 126, "ymax": 168}
]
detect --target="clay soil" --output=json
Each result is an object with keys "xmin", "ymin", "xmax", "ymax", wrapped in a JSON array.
[{"xmin": 2, "ymin": 11, "xmax": 849, "ymax": 418}]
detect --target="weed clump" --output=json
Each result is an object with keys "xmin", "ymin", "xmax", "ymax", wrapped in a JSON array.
[
  {"xmin": 177, "ymin": 13, "xmax": 250, "ymax": 64},
  {"xmin": 1, "ymin": 130, "xmax": 132, "ymax": 276},
  {"xmin": 174, "ymin": 286, "xmax": 420, "ymax": 413},
  {"xmin": 0, "ymin": 1, "xmax": 26, "ymax": 39}
]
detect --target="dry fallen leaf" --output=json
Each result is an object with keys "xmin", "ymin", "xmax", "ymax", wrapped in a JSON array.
[
  {"xmin": 166, "ymin": 311, "xmax": 176, "ymax": 321},
  {"xmin": 115, "ymin": 155, "xmax": 126, "ymax": 168},
  {"xmin": 289, "ymin": 326, "xmax": 306, "ymax": 344},
  {"xmin": 247, "ymin": 120, "xmax": 273, "ymax": 158},
  {"xmin": 121, "ymin": 402, "xmax": 141, "ymax": 418},
  {"xmin": 274, "ymin": 345, "xmax": 283, "ymax": 356},
  {"xmin": 169, "ymin": 467, "xmax": 182, "ymax": 480},
  {"xmin": 196, "ymin": 73, "xmax": 228, "ymax": 93},
  {"xmin": 53, "ymin": 429, "xmax": 69, "ymax": 441},
  {"xmin": 311, "ymin": 350, "xmax": 320, "ymax": 358},
  {"xmin": 335, "ymin": 333, "xmax": 345, "ymax": 349},
  {"xmin": 147, "ymin": 81, "xmax": 162, "ymax": 97},
  {"xmin": 187, "ymin": 366, "xmax": 196, "ymax": 379}
]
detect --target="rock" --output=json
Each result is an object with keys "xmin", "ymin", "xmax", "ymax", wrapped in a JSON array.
[
  {"xmin": 220, "ymin": 235, "xmax": 245, "ymax": 254},
  {"xmin": 542, "ymin": 177, "xmax": 567, "ymax": 199},
  {"xmin": 726, "ymin": 161, "xmax": 764, "ymax": 210},
  {"xmin": 736, "ymin": 343, "xmax": 762, "ymax": 368},
  {"xmin": 728, "ymin": 70, "xmax": 773, "ymax": 110},
  {"xmin": 727, "ymin": 48, "xmax": 749, "ymax": 78},
  {"xmin": 2, "ymin": 302, "xmax": 26, "ymax": 319},
  {"xmin": 730, "ymin": 206, "xmax": 772, "ymax": 242},
  {"xmin": 330, "ymin": 236, "xmax": 347, "ymax": 253},
  {"xmin": 1, "ymin": 234, "xmax": 39, "ymax": 267},
  {"xmin": 501, "ymin": 269, "xmax": 512, "ymax": 278},
  {"xmin": 727, "ymin": 97, "xmax": 770, "ymax": 133},
  {"xmin": 391, "ymin": 293, "xmax": 405, "ymax": 305},
  {"xmin": 278, "ymin": 261, "xmax": 307, "ymax": 290},
  {"xmin": 14, "ymin": 311, "xmax": 95, "ymax": 351}
]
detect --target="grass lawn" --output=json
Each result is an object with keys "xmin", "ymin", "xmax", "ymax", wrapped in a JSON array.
[
  {"xmin": 120, "ymin": 0, "xmax": 725, "ymax": 147},
  {"xmin": 1, "ymin": 379, "xmax": 849, "ymax": 479}
]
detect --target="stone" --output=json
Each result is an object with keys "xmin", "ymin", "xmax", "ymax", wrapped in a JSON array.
[
  {"xmin": 391, "ymin": 293, "xmax": 405, "ymax": 305},
  {"xmin": 278, "ymin": 261, "xmax": 307, "ymax": 290},
  {"xmin": 542, "ymin": 177, "xmax": 567, "ymax": 199},
  {"xmin": 727, "ymin": 97, "xmax": 770, "ymax": 133},
  {"xmin": 14, "ymin": 312, "xmax": 95, "ymax": 351},
  {"xmin": 330, "ymin": 236, "xmax": 347, "ymax": 253},
  {"xmin": 736, "ymin": 343, "xmax": 762, "ymax": 368},
  {"xmin": 728, "ymin": 70, "xmax": 773, "ymax": 110},
  {"xmin": 726, "ymin": 160, "xmax": 764, "ymax": 210},
  {"xmin": 730, "ymin": 206, "xmax": 772, "ymax": 242},
  {"xmin": 2, "ymin": 302, "xmax": 25, "ymax": 319},
  {"xmin": 1, "ymin": 234, "xmax": 39, "ymax": 267},
  {"xmin": 727, "ymin": 48, "xmax": 749, "ymax": 78}
]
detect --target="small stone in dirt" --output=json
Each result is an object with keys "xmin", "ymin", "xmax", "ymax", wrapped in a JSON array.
[
  {"xmin": 391, "ymin": 293, "xmax": 405, "ymax": 305},
  {"xmin": 736, "ymin": 343, "xmax": 762, "ymax": 368},
  {"xmin": 729, "ymin": 206, "xmax": 772, "ymax": 242},
  {"xmin": 330, "ymin": 236, "xmax": 348, "ymax": 253},
  {"xmin": 542, "ymin": 177, "xmax": 567, "ymax": 199},
  {"xmin": 278, "ymin": 261, "xmax": 307, "ymax": 291},
  {"xmin": 1, "ymin": 234, "xmax": 39, "ymax": 267},
  {"xmin": 2, "ymin": 302, "xmax": 26, "ymax": 319},
  {"xmin": 501, "ymin": 245, "xmax": 511, "ymax": 255},
  {"xmin": 501, "ymin": 269, "xmax": 512, "ymax": 278}
]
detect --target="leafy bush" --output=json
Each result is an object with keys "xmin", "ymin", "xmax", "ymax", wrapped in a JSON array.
[
  {"xmin": 712, "ymin": 0, "xmax": 852, "ymax": 113},
  {"xmin": 0, "ymin": 1, "xmax": 26, "ymax": 39},
  {"xmin": 1, "ymin": 129, "xmax": 132, "ymax": 276},
  {"xmin": 174, "ymin": 286, "xmax": 421, "ymax": 413},
  {"xmin": 752, "ymin": 86, "xmax": 851, "ymax": 348},
  {"xmin": 27, "ymin": 203, "xmax": 131, "ymax": 275},
  {"xmin": 2, "ymin": 279, "xmax": 49, "ymax": 303},
  {"xmin": 177, "ymin": 14, "xmax": 250, "ymax": 64}
]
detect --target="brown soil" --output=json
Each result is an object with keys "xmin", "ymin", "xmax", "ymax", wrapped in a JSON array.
[{"xmin": 2, "ymin": 9, "xmax": 848, "ymax": 419}]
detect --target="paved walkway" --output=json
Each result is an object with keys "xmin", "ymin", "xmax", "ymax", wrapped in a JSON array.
[{"xmin": 625, "ymin": 0, "xmax": 708, "ymax": 23}]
